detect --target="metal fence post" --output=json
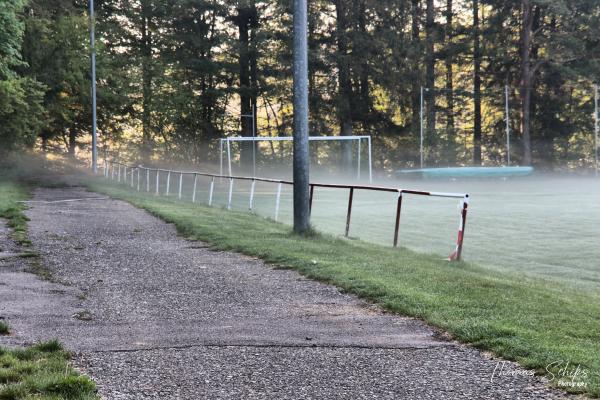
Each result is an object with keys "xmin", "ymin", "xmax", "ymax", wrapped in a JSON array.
[
  {"xmin": 274, "ymin": 182, "xmax": 282, "ymax": 222},
  {"xmin": 227, "ymin": 178, "xmax": 234, "ymax": 210},
  {"xmin": 393, "ymin": 192, "xmax": 403, "ymax": 247},
  {"xmin": 137, "ymin": 168, "xmax": 140, "ymax": 191},
  {"xmin": 178, "ymin": 172, "xmax": 183, "ymax": 199},
  {"xmin": 166, "ymin": 171, "xmax": 171, "ymax": 196},
  {"xmin": 456, "ymin": 199, "xmax": 469, "ymax": 261},
  {"xmin": 249, "ymin": 179, "xmax": 256, "ymax": 211},
  {"xmin": 192, "ymin": 174, "xmax": 198, "ymax": 203},
  {"xmin": 208, "ymin": 176, "xmax": 215, "ymax": 206},
  {"xmin": 345, "ymin": 188, "xmax": 354, "ymax": 237},
  {"xmin": 447, "ymin": 196, "xmax": 470, "ymax": 261},
  {"xmin": 155, "ymin": 170, "xmax": 160, "ymax": 195}
]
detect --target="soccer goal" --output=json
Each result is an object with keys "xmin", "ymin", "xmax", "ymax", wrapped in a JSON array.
[{"xmin": 219, "ymin": 136, "xmax": 373, "ymax": 182}]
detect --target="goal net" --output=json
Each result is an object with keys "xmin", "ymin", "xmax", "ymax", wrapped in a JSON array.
[{"xmin": 219, "ymin": 136, "xmax": 373, "ymax": 182}]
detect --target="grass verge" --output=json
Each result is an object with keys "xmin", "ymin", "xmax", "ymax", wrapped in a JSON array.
[
  {"xmin": 1, "ymin": 173, "xmax": 98, "ymax": 399},
  {"xmin": 0, "ymin": 340, "xmax": 98, "ymax": 400},
  {"xmin": 0, "ymin": 181, "xmax": 30, "ymax": 247},
  {"xmin": 89, "ymin": 179, "xmax": 600, "ymax": 396}
]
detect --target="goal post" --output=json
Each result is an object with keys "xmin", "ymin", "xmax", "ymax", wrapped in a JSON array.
[{"xmin": 219, "ymin": 136, "xmax": 373, "ymax": 182}]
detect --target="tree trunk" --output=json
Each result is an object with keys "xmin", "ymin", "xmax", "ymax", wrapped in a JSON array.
[
  {"xmin": 68, "ymin": 127, "xmax": 77, "ymax": 159},
  {"xmin": 357, "ymin": 0, "xmax": 370, "ymax": 123},
  {"xmin": 445, "ymin": 0, "xmax": 455, "ymax": 163},
  {"xmin": 308, "ymin": 2, "xmax": 316, "ymax": 137},
  {"xmin": 308, "ymin": 4, "xmax": 321, "ymax": 165},
  {"xmin": 410, "ymin": 0, "xmax": 421, "ymax": 144},
  {"xmin": 473, "ymin": 0, "xmax": 482, "ymax": 165},
  {"xmin": 425, "ymin": 0, "xmax": 436, "ymax": 149},
  {"xmin": 335, "ymin": 0, "xmax": 353, "ymax": 172},
  {"xmin": 250, "ymin": 16, "xmax": 258, "ymax": 167},
  {"xmin": 41, "ymin": 134, "xmax": 48, "ymax": 153},
  {"xmin": 236, "ymin": 5, "xmax": 258, "ymax": 168},
  {"xmin": 520, "ymin": 0, "xmax": 533, "ymax": 165},
  {"xmin": 141, "ymin": 0, "xmax": 153, "ymax": 163}
]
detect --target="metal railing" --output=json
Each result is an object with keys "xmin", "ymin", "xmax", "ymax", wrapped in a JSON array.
[{"xmin": 103, "ymin": 161, "xmax": 469, "ymax": 261}]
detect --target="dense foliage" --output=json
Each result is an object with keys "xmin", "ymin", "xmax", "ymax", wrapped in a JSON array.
[
  {"xmin": 0, "ymin": 0, "xmax": 45, "ymax": 152},
  {"xmin": 2, "ymin": 0, "xmax": 600, "ymax": 170}
]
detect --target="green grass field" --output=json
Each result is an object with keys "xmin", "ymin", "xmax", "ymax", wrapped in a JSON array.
[
  {"xmin": 0, "ymin": 180, "xmax": 30, "ymax": 247},
  {"xmin": 89, "ymin": 175, "xmax": 600, "ymax": 396}
]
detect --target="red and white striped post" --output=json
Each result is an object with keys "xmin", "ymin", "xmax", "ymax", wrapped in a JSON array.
[{"xmin": 448, "ymin": 196, "xmax": 469, "ymax": 262}]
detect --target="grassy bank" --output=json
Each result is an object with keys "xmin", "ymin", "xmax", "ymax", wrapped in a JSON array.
[
  {"xmin": 0, "ymin": 175, "xmax": 99, "ymax": 399},
  {"xmin": 0, "ymin": 341, "xmax": 97, "ymax": 400},
  {"xmin": 89, "ymin": 179, "xmax": 600, "ymax": 396},
  {"xmin": 0, "ymin": 180, "xmax": 30, "ymax": 246}
]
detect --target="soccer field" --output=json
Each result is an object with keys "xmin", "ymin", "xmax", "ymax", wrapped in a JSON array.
[
  {"xmin": 219, "ymin": 175, "xmax": 600, "ymax": 294},
  {"xmin": 119, "ymin": 169, "xmax": 600, "ymax": 295}
]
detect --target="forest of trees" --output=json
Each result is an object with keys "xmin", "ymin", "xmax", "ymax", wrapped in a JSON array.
[{"xmin": 1, "ymin": 0, "xmax": 600, "ymax": 171}]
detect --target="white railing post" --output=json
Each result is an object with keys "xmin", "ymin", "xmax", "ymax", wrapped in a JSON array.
[
  {"xmin": 118, "ymin": 164, "xmax": 121, "ymax": 182},
  {"xmin": 227, "ymin": 178, "xmax": 234, "ymax": 210},
  {"xmin": 131, "ymin": 168, "xmax": 134, "ymax": 188},
  {"xmin": 274, "ymin": 182, "xmax": 282, "ymax": 222},
  {"xmin": 208, "ymin": 177, "xmax": 215, "ymax": 206},
  {"xmin": 137, "ymin": 168, "xmax": 140, "ymax": 191},
  {"xmin": 178, "ymin": 173, "xmax": 183, "ymax": 199},
  {"xmin": 155, "ymin": 170, "xmax": 160, "ymax": 195},
  {"xmin": 192, "ymin": 174, "xmax": 198, "ymax": 203},
  {"xmin": 146, "ymin": 169, "xmax": 150, "ymax": 192},
  {"xmin": 249, "ymin": 180, "xmax": 256, "ymax": 211},
  {"xmin": 166, "ymin": 171, "xmax": 171, "ymax": 196}
]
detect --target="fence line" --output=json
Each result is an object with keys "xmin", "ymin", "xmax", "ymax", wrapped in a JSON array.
[{"xmin": 103, "ymin": 161, "xmax": 470, "ymax": 261}]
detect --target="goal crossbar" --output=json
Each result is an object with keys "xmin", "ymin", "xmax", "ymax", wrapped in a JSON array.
[{"xmin": 219, "ymin": 135, "xmax": 373, "ymax": 182}]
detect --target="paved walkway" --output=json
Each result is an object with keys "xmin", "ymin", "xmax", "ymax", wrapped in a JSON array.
[{"xmin": 0, "ymin": 187, "xmax": 566, "ymax": 399}]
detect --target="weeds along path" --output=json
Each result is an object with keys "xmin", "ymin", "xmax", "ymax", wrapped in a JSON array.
[{"xmin": 17, "ymin": 186, "xmax": 565, "ymax": 399}]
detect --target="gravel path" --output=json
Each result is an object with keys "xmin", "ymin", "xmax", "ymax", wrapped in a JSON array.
[{"xmin": 2, "ymin": 186, "xmax": 568, "ymax": 399}]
